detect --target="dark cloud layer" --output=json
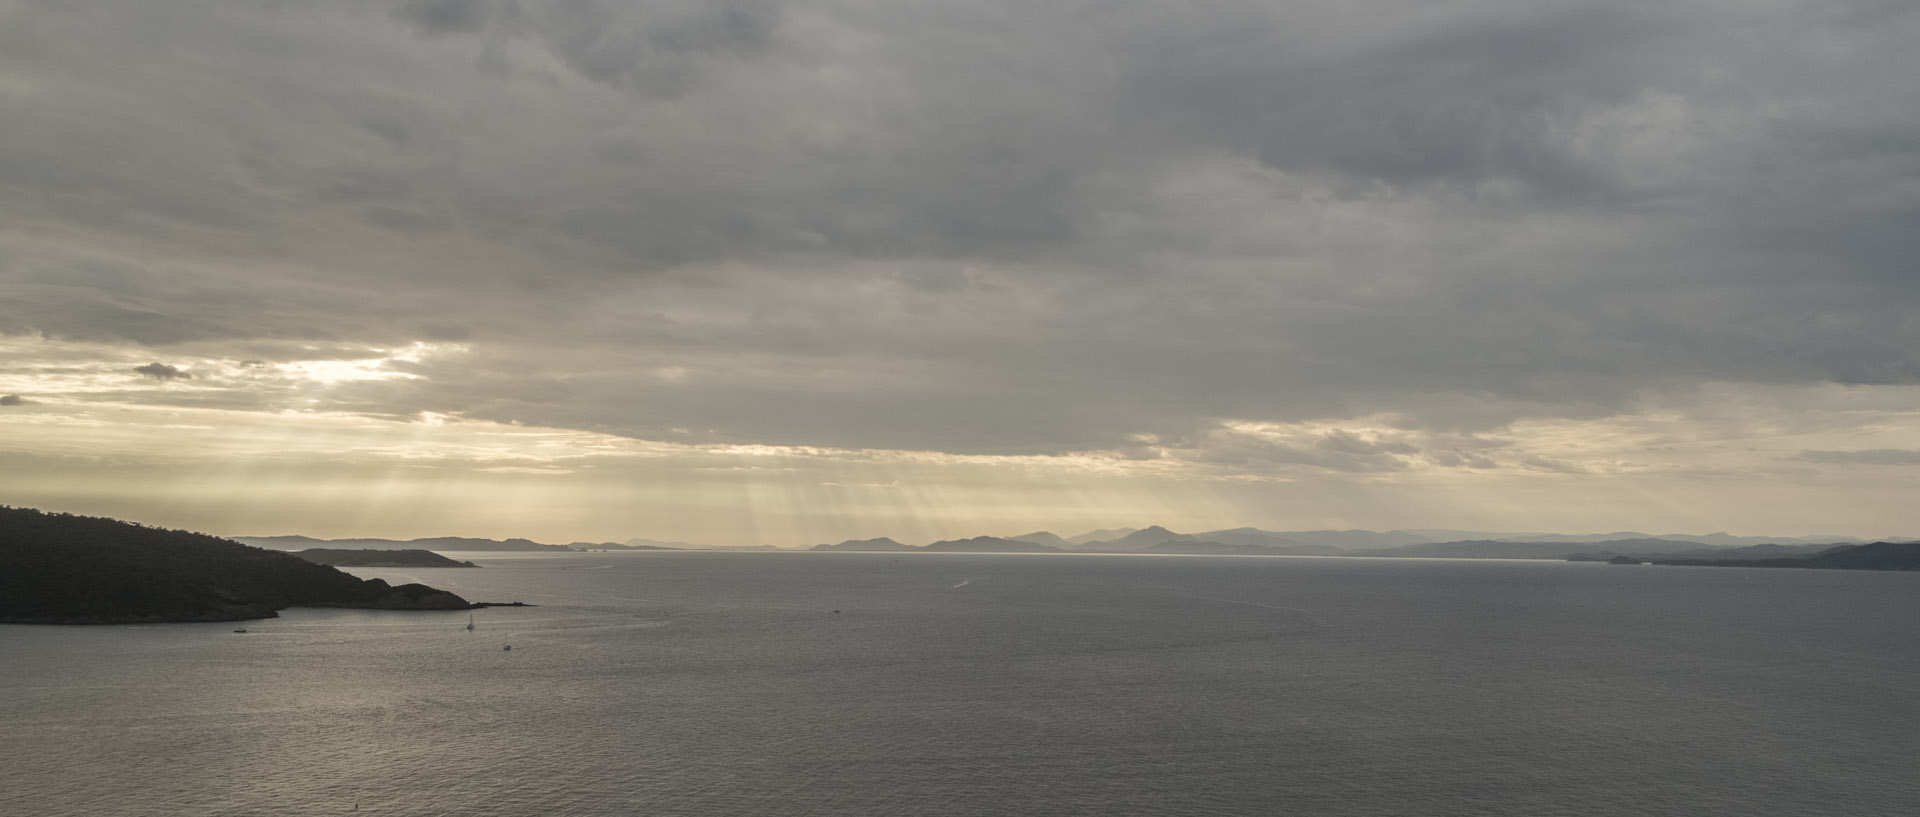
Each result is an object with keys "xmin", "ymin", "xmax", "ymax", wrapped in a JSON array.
[
  {"xmin": 3, "ymin": 0, "xmax": 1918, "ymax": 455},
  {"xmin": 132, "ymin": 363, "xmax": 191, "ymax": 381}
]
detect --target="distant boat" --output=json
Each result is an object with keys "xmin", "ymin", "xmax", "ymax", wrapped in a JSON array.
[
  {"xmin": 232, "ymin": 627, "xmax": 247, "ymax": 633},
  {"xmin": 502, "ymin": 644, "xmax": 511, "ymax": 651},
  {"xmin": 466, "ymin": 613, "xmax": 475, "ymax": 631}
]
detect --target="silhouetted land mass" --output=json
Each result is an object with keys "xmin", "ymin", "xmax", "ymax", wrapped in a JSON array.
[
  {"xmin": 574, "ymin": 541, "xmax": 675, "ymax": 550},
  {"xmin": 1654, "ymin": 541, "xmax": 1920, "ymax": 571},
  {"xmin": 1, "ymin": 507, "xmax": 473, "ymax": 624},
  {"xmin": 923, "ymin": 536, "xmax": 1060, "ymax": 553},
  {"xmin": 294, "ymin": 549, "xmax": 478, "ymax": 568},
  {"xmin": 237, "ymin": 534, "xmax": 580, "ymax": 552},
  {"xmin": 1143, "ymin": 540, "xmax": 1341, "ymax": 556},
  {"xmin": 1064, "ymin": 527, "xmax": 1138, "ymax": 545},
  {"xmin": 622, "ymin": 537, "xmax": 701, "ymax": 549},
  {"xmin": 1568, "ymin": 542, "xmax": 1839, "ymax": 563},
  {"xmin": 245, "ymin": 534, "xmax": 676, "ymax": 552},
  {"xmin": 809, "ymin": 536, "xmax": 1060, "ymax": 552},
  {"xmin": 1083, "ymin": 526, "xmax": 1189, "ymax": 551},
  {"xmin": 1056, "ymin": 526, "xmax": 1869, "ymax": 554},
  {"xmin": 1006, "ymin": 531, "xmax": 1073, "ymax": 548},
  {"xmin": 811, "ymin": 537, "xmax": 917, "ymax": 552},
  {"xmin": 1356, "ymin": 539, "xmax": 1621, "ymax": 559}
]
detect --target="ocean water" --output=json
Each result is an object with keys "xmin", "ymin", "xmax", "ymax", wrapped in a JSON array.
[{"xmin": 3, "ymin": 552, "xmax": 1917, "ymax": 816}]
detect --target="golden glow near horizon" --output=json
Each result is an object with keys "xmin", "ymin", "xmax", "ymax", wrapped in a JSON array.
[{"xmin": 4, "ymin": 335, "xmax": 1917, "ymax": 545}]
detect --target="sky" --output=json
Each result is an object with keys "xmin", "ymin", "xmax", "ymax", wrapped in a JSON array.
[{"xmin": 3, "ymin": 0, "xmax": 1918, "ymax": 546}]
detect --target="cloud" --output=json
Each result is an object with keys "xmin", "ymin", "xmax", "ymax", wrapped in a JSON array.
[
  {"xmin": 1798, "ymin": 449, "xmax": 1920, "ymax": 466},
  {"xmin": 133, "ymin": 362, "xmax": 191, "ymax": 381},
  {"xmin": 393, "ymin": 0, "xmax": 494, "ymax": 37},
  {"xmin": 1426, "ymin": 450, "xmax": 1499, "ymax": 469},
  {"xmin": 0, "ymin": 394, "xmax": 27, "ymax": 406},
  {"xmin": 1, "ymin": 0, "xmax": 1918, "ymax": 481},
  {"xmin": 393, "ymin": 0, "xmax": 786, "ymax": 99},
  {"xmin": 1521, "ymin": 456, "xmax": 1590, "ymax": 474}
]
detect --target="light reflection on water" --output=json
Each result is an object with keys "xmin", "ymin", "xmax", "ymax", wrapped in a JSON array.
[{"xmin": 4, "ymin": 553, "xmax": 1918, "ymax": 816}]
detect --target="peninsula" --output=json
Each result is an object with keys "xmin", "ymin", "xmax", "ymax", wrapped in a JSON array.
[
  {"xmin": 294, "ymin": 548, "xmax": 479, "ymax": 568},
  {"xmin": 0, "ymin": 506, "xmax": 475, "ymax": 624}
]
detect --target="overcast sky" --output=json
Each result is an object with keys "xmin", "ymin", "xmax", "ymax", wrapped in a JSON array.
[{"xmin": 3, "ymin": 0, "xmax": 1917, "ymax": 544}]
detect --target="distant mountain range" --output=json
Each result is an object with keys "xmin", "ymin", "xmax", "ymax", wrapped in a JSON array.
[
  {"xmin": 1062, "ymin": 527, "xmax": 1138, "ymax": 545},
  {"xmin": 622, "ymin": 537, "xmax": 785, "ymax": 551},
  {"xmin": 236, "ymin": 534, "xmax": 797, "ymax": 552},
  {"xmin": 238, "ymin": 525, "xmax": 1909, "ymax": 565},
  {"xmin": 1006, "ymin": 531, "xmax": 1072, "ymax": 548},
  {"xmin": 806, "ymin": 525, "xmax": 1909, "ymax": 564},
  {"xmin": 236, "ymin": 535, "xmax": 678, "ymax": 553},
  {"xmin": 812, "ymin": 537, "xmax": 917, "ymax": 552},
  {"xmin": 924, "ymin": 536, "xmax": 1058, "ymax": 553},
  {"xmin": 811, "ymin": 536, "xmax": 1058, "ymax": 553}
]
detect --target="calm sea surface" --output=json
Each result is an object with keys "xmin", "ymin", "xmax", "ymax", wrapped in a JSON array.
[{"xmin": 4, "ymin": 553, "xmax": 1917, "ymax": 816}]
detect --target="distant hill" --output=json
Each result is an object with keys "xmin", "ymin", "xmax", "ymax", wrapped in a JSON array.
[
  {"xmin": 923, "ymin": 536, "xmax": 1060, "ymax": 553},
  {"xmin": 1143, "ymin": 540, "xmax": 1341, "ymax": 556},
  {"xmin": 810, "ymin": 536, "xmax": 1060, "ymax": 553},
  {"xmin": 1488, "ymin": 531, "xmax": 1866, "ymax": 547},
  {"xmin": 294, "ymin": 549, "xmax": 478, "ymax": 568},
  {"xmin": 1355, "ymin": 538, "xmax": 1839, "ymax": 560},
  {"xmin": 1, "ymin": 507, "xmax": 473, "ymax": 624},
  {"xmin": 1179, "ymin": 528, "xmax": 1306, "ymax": 548},
  {"xmin": 812, "ymin": 537, "xmax": 916, "ymax": 552},
  {"xmin": 568, "ymin": 541, "xmax": 672, "ymax": 551},
  {"xmin": 1077, "ymin": 526, "xmax": 1189, "ymax": 552},
  {"xmin": 1656, "ymin": 541, "xmax": 1920, "ymax": 571},
  {"xmin": 786, "ymin": 526, "xmax": 1909, "ymax": 562},
  {"xmin": 1006, "ymin": 531, "xmax": 1071, "ymax": 548},
  {"xmin": 622, "ymin": 538, "xmax": 698, "ymax": 549},
  {"xmin": 1569, "ymin": 542, "xmax": 1841, "ymax": 563},
  {"xmin": 1356, "ymin": 540, "xmax": 1605, "ymax": 560},
  {"xmin": 236, "ymin": 535, "xmax": 576, "ymax": 553},
  {"xmin": 1237, "ymin": 529, "xmax": 1444, "ymax": 550},
  {"xmin": 1121, "ymin": 528, "xmax": 1879, "ymax": 552},
  {"xmin": 238, "ymin": 524, "xmax": 1906, "ymax": 560},
  {"xmin": 1071, "ymin": 527, "xmax": 1480, "ymax": 552},
  {"xmin": 1064, "ymin": 527, "xmax": 1138, "ymax": 545}
]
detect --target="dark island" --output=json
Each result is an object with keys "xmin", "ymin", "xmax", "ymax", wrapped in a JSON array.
[
  {"xmin": 1, "ymin": 506, "xmax": 476, "ymax": 624},
  {"xmin": 294, "ymin": 548, "xmax": 479, "ymax": 568},
  {"xmin": 1654, "ymin": 541, "xmax": 1920, "ymax": 571}
]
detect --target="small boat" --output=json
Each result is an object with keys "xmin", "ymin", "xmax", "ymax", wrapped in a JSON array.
[
  {"xmin": 466, "ymin": 613, "xmax": 475, "ymax": 631},
  {"xmin": 232, "ymin": 627, "xmax": 247, "ymax": 633},
  {"xmin": 502, "ymin": 644, "xmax": 512, "ymax": 651}
]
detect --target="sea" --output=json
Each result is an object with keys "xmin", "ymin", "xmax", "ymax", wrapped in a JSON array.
[{"xmin": 3, "ymin": 552, "xmax": 1917, "ymax": 817}]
